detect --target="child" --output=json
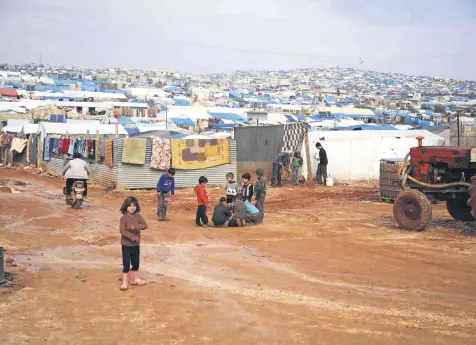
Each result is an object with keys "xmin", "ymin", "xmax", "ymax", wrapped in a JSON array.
[
  {"xmin": 194, "ymin": 176, "xmax": 209, "ymax": 227},
  {"xmin": 212, "ymin": 197, "xmax": 232, "ymax": 227},
  {"xmin": 241, "ymin": 173, "xmax": 254, "ymax": 202},
  {"xmin": 254, "ymin": 168, "xmax": 267, "ymax": 213},
  {"xmin": 156, "ymin": 168, "xmax": 175, "ymax": 221},
  {"xmin": 292, "ymin": 152, "xmax": 303, "ymax": 185},
  {"xmin": 119, "ymin": 196, "xmax": 148, "ymax": 291},
  {"xmin": 225, "ymin": 172, "xmax": 241, "ymax": 206}
]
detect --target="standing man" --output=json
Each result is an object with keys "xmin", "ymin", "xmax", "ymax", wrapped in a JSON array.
[
  {"xmin": 272, "ymin": 151, "xmax": 291, "ymax": 187},
  {"xmin": 156, "ymin": 168, "xmax": 175, "ymax": 221},
  {"xmin": 315, "ymin": 142, "xmax": 328, "ymax": 185}
]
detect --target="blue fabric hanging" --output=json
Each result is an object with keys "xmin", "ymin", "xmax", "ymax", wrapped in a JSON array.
[{"xmin": 43, "ymin": 137, "xmax": 50, "ymax": 161}]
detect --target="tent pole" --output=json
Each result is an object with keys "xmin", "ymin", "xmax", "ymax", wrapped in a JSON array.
[{"xmin": 303, "ymin": 112, "xmax": 313, "ymax": 184}]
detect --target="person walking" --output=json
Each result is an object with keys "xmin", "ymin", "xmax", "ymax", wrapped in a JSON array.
[{"xmin": 315, "ymin": 142, "xmax": 328, "ymax": 185}]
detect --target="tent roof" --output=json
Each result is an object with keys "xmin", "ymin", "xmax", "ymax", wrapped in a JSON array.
[{"xmin": 39, "ymin": 122, "xmax": 128, "ymax": 136}]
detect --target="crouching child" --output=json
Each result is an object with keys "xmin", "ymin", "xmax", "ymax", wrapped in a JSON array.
[{"xmin": 212, "ymin": 197, "xmax": 232, "ymax": 227}]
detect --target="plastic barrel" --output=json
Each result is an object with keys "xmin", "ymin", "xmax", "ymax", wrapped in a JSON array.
[{"xmin": 0, "ymin": 247, "xmax": 5, "ymax": 285}]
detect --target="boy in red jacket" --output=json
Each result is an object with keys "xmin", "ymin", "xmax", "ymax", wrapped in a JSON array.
[{"xmin": 194, "ymin": 176, "xmax": 209, "ymax": 227}]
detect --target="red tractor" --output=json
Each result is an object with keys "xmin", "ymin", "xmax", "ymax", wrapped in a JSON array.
[{"xmin": 393, "ymin": 137, "xmax": 476, "ymax": 231}]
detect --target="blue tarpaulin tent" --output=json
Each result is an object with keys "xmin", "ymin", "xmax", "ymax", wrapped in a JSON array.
[
  {"xmin": 164, "ymin": 86, "xmax": 183, "ymax": 93},
  {"xmin": 208, "ymin": 112, "xmax": 243, "ymax": 122},
  {"xmin": 169, "ymin": 133, "xmax": 188, "ymax": 139},
  {"xmin": 170, "ymin": 117, "xmax": 195, "ymax": 126},
  {"xmin": 116, "ymin": 118, "xmax": 140, "ymax": 135},
  {"xmin": 4, "ymin": 81, "xmax": 21, "ymax": 88},
  {"xmin": 172, "ymin": 99, "xmax": 191, "ymax": 106}
]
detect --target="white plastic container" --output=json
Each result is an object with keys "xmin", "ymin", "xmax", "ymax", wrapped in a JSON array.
[{"xmin": 326, "ymin": 177, "xmax": 334, "ymax": 187}]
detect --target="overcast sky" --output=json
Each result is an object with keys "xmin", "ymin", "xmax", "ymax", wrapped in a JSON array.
[{"xmin": 0, "ymin": 0, "xmax": 475, "ymax": 80}]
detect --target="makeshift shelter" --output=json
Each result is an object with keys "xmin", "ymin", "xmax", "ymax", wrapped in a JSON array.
[{"xmin": 301, "ymin": 130, "xmax": 445, "ymax": 181}]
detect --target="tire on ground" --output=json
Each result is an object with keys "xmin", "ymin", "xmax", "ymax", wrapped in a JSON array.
[
  {"xmin": 447, "ymin": 195, "xmax": 474, "ymax": 221},
  {"xmin": 393, "ymin": 190, "xmax": 432, "ymax": 232},
  {"xmin": 468, "ymin": 177, "xmax": 476, "ymax": 218}
]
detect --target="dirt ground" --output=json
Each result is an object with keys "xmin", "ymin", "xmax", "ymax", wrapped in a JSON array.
[{"xmin": 0, "ymin": 168, "xmax": 475, "ymax": 345}]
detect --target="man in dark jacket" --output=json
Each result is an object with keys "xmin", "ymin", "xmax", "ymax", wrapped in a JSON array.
[
  {"xmin": 315, "ymin": 142, "xmax": 328, "ymax": 184},
  {"xmin": 272, "ymin": 151, "xmax": 291, "ymax": 187}
]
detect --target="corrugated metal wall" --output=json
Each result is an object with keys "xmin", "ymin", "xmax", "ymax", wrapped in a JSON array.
[
  {"xmin": 44, "ymin": 155, "xmax": 116, "ymax": 187},
  {"xmin": 115, "ymin": 139, "xmax": 237, "ymax": 189},
  {"xmin": 40, "ymin": 138, "xmax": 236, "ymax": 190},
  {"xmin": 44, "ymin": 157, "xmax": 64, "ymax": 177}
]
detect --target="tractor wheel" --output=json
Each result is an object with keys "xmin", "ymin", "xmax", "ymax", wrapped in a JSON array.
[
  {"xmin": 468, "ymin": 177, "xmax": 476, "ymax": 218},
  {"xmin": 447, "ymin": 197, "xmax": 474, "ymax": 221},
  {"xmin": 393, "ymin": 190, "xmax": 432, "ymax": 231}
]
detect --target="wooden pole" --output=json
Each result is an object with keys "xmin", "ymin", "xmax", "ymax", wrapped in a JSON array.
[
  {"xmin": 95, "ymin": 130, "xmax": 100, "ymax": 161},
  {"xmin": 115, "ymin": 123, "xmax": 119, "ymax": 138},
  {"xmin": 303, "ymin": 112, "xmax": 313, "ymax": 184}
]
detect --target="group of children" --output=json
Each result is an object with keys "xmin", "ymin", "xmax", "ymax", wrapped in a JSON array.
[
  {"xmin": 118, "ymin": 167, "xmax": 267, "ymax": 290},
  {"xmin": 195, "ymin": 169, "xmax": 267, "ymax": 228}
]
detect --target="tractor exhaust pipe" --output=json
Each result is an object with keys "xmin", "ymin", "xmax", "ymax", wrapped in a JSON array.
[{"xmin": 416, "ymin": 136, "xmax": 424, "ymax": 147}]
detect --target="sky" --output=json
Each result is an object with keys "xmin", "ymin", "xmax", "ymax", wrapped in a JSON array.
[{"xmin": 0, "ymin": 0, "xmax": 475, "ymax": 80}]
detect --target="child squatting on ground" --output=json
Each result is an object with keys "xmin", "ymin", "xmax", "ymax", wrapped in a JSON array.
[
  {"xmin": 194, "ymin": 176, "xmax": 209, "ymax": 227},
  {"xmin": 156, "ymin": 168, "xmax": 175, "ymax": 221},
  {"xmin": 119, "ymin": 196, "xmax": 148, "ymax": 291},
  {"xmin": 212, "ymin": 197, "xmax": 232, "ymax": 227}
]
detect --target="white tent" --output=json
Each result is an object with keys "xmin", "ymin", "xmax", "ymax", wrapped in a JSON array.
[
  {"xmin": 301, "ymin": 130, "xmax": 444, "ymax": 181},
  {"xmin": 21, "ymin": 124, "xmax": 40, "ymax": 134}
]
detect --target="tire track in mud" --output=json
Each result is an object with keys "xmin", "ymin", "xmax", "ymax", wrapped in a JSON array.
[{"xmin": 12, "ymin": 244, "xmax": 476, "ymax": 332}]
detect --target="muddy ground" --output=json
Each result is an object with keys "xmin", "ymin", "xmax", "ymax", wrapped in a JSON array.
[{"xmin": 0, "ymin": 168, "xmax": 475, "ymax": 345}]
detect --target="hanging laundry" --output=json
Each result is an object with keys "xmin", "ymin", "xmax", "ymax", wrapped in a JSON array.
[
  {"xmin": 121, "ymin": 138, "xmax": 147, "ymax": 165},
  {"xmin": 100, "ymin": 139, "xmax": 106, "ymax": 158},
  {"xmin": 53, "ymin": 138, "xmax": 60, "ymax": 155},
  {"xmin": 44, "ymin": 137, "xmax": 51, "ymax": 161},
  {"xmin": 150, "ymin": 138, "xmax": 171, "ymax": 170},
  {"xmin": 105, "ymin": 140, "xmax": 114, "ymax": 167},
  {"xmin": 63, "ymin": 138, "xmax": 71, "ymax": 153},
  {"xmin": 88, "ymin": 140, "xmax": 95, "ymax": 159},
  {"xmin": 69, "ymin": 139, "xmax": 76, "ymax": 155},
  {"xmin": 84, "ymin": 139, "xmax": 88, "ymax": 157},
  {"xmin": 58, "ymin": 139, "xmax": 64, "ymax": 153},
  {"xmin": 10, "ymin": 138, "xmax": 28, "ymax": 154},
  {"xmin": 75, "ymin": 140, "xmax": 86, "ymax": 157},
  {"xmin": 49, "ymin": 138, "xmax": 55, "ymax": 156}
]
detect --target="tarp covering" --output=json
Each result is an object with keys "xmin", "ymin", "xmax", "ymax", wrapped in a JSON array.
[
  {"xmin": 301, "ymin": 130, "xmax": 445, "ymax": 181},
  {"xmin": 170, "ymin": 117, "xmax": 195, "ymax": 126},
  {"xmin": 121, "ymin": 138, "xmax": 147, "ymax": 165},
  {"xmin": 171, "ymin": 138, "xmax": 231, "ymax": 170},
  {"xmin": 208, "ymin": 112, "xmax": 243, "ymax": 122},
  {"xmin": 332, "ymin": 124, "xmax": 397, "ymax": 131}
]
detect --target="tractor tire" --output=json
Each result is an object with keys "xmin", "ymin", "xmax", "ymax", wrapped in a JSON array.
[
  {"xmin": 447, "ymin": 197, "xmax": 474, "ymax": 221},
  {"xmin": 468, "ymin": 177, "xmax": 476, "ymax": 218},
  {"xmin": 393, "ymin": 190, "xmax": 432, "ymax": 232}
]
